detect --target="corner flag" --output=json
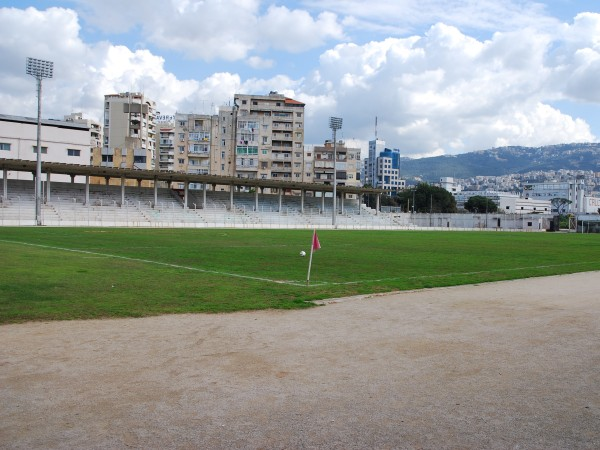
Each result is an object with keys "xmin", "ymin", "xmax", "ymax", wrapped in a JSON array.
[
  {"xmin": 306, "ymin": 229, "xmax": 321, "ymax": 285},
  {"xmin": 312, "ymin": 230, "xmax": 321, "ymax": 251}
]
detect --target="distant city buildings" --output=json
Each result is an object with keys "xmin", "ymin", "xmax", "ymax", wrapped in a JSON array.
[
  {"xmin": 3, "ymin": 88, "xmax": 600, "ymax": 215},
  {"xmin": 364, "ymin": 138, "xmax": 404, "ymax": 193}
]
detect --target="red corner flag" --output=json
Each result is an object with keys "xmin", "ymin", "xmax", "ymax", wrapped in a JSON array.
[
  {"xmin": 307, "ymin": 229, "xmax": 321, "ymax": 285},
  {"xmin": 312, "ymin": 230, "xmax": 321, "ymax": 251}
]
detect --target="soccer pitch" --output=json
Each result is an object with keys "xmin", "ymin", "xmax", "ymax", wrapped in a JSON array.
[{"xmin": 1, "ymin": 227, "xmax": 599, "ymax": 323}]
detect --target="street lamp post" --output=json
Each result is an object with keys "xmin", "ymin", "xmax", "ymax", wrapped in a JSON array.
[
  {"xmin": 26, "ymin": 57, "xmax": 54, "ymax": 226},
  {"xmin": 329, "ymin": 117, "xmax": 342, "ymax": 227}
]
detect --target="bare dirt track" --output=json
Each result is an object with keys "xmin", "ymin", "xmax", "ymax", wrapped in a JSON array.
[{"xmin": 1, "ymin": 272, "xmax": 600, "ymax": 450}]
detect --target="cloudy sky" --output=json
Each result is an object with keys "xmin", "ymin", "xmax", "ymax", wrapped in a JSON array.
[{"xmin": 1, "ymin": 0, "xmax": 600, "ymax": 158}]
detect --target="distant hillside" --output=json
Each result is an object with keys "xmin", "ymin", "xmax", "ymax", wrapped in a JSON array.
[{"xmin": 400, "ymin": 143, "xmax": 600, "ymax": 180}]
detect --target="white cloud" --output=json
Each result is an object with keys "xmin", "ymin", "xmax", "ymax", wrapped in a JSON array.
[
  {"xmin": 1, "ymin": 3, "xmax": 600, "ymax": 160},
  {"xmin": 71, "ymin": 0, "xmax": 345, "ymax": 61},
  {"xmin": 246, "ymin": 56, "xmax": 275, "ymax": 69},
  {"xmin": 258, "ymin": 7, "xmax": 345, "ymax": 52}
]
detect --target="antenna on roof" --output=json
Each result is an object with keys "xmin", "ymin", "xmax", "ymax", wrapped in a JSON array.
[{"xmin": 375, "ymin": 116, "xmax": 378, "ymax": 140}]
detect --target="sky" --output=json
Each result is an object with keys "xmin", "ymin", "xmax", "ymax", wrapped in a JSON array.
[{"xmin": 1, "ymin": 0, "xmax": 600, "ymax": 158}]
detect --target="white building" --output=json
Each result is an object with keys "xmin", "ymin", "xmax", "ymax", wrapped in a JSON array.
[
  {"xmin": 0, "ymin": 113, "xmax": 90, "ymax": 182},
  {"xmin": 523, "ymin": 179, "xmax": 586, "ymax": 213},
  {"xmin": 499, "ymin": 196, "xmax": 552, "ymax": 214},
  {"xmin": 439, "ymin": 177, "xmax": 462, "ymax": 195},
  {"xmin": 64, "ymin": 112, "xmax": 102, "ymax": 154}
]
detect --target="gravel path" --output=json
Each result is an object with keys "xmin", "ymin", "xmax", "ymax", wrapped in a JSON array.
[{"xmin": 2, "ymin": 272, "xmax": 600, "ymax": 449}]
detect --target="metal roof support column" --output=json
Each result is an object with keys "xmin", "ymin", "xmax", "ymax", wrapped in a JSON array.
[
  {"xmin": 2, "ymin": 169, "xmax": 7, "ymax": 201},
  {"xmin": 278, "ymin": 190, "xmax": 282, "ymax": 213},
  {"xmin": 70, "ymin": 174, "xmax": 75, "ymax": 184},
  {"xmin": 358, "ymin": 194, "xmax": 362, "ymax": 215},
  {"xmin": 301, "ymin": 189, "xmax": 305, "ymax": 214},
  {"xmin": 120, "ymin": 177, "xmax": 125, "ymax": 207},
  {"xmin": 85, "ymin": 175, "xmax": 90, "ymax": 206},
  {"xmin": 153, "ymin": 177, "xmax": 158, "ymax": 208},
  {"xmin": 46, "ymin": 172, "xmax": 51, "ymax": 203},
  {"xmin": 321, "ymin": 193, "xmax": 325, "ymax": 214},
  {"xmin": 229, "ymin": 185, "xmax": 234, "ymax": 211},
  {"xmin": 203, "ymin": 184, "xmax": 207, "ymax": 209},
  {"xmin": 340, "ymin": 192, "xmax": 344, "ymax": 215},
  {"xmin": 254, "ymin": 189, "xmax": 259, "ymax": 211},
  {"xmin": 376, "ymin": 193, "xmax": 381, "ymax": 215},
  {"xmin": 184, "ymin": 182, "xmax": 189, "ymax": 211}
]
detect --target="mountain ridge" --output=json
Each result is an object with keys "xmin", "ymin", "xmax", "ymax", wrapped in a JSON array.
[{"xmin": 400, "ymin": 143, "xmax": 600, "ymax": 180}]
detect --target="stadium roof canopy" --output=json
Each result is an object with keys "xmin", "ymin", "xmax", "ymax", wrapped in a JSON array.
[{"xmin": 0, "ymin": 158, "xmax": 385, "ymax": 196}]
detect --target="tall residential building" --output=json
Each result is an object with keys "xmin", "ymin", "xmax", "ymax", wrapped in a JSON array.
[
  {"xmin": 233, "ymin": 92, "xmax": 305, "ymax": 190},
  {"xmin": 157, "ymin": 115, "xmax": 175, "ymax": 172},
  {"xmin": 365, "ymin": 138, "xmax": 386, "ymax": 187},
  {"xmin": 98, "ymin": 92, "xmax": 157, "ymax": 171},
  {"xmin": 64, "ymin": 112, "xmax": 102, "ymax": 161},
  {"xmin": 313, "ymin": 140, "xmax": 362, "ymax": 190}
]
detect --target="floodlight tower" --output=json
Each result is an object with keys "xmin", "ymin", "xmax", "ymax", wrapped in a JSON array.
[
  {"xmin": 26, "ymin": 57, "xmax": 54, "ymax": 226},
  {"xmin": 329, "ymin": 116, "xmax": 343, "ymax": 227}
]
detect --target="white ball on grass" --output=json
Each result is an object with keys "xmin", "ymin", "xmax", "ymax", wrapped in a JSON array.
[{"xmin": 299, "ymin": 250, "xmax": 306, "ymax": 257}]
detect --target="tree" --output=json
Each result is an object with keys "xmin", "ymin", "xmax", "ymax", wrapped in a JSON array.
[
  {"xmin": 398, "ymin": 183, "xmax": 457, "ymax": 213},
  {"xmin": 464, "ymin": 196, "xmax": 498, "ymax": 213},
  {"xmin": 551, "ymin": 197, "xmax": 571, "ymax": 215}
]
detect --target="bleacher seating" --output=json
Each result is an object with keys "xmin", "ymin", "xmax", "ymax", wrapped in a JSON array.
[{"xmin": 0, "ymin": 178, "xmax": 409, "ymax": 229}]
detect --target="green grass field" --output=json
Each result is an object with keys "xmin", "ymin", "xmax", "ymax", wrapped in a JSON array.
[{"xmin": 1, "ymin": 227, "xmax": 599, "ymax": 323}]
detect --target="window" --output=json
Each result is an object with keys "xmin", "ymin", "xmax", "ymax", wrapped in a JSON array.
[
  {"xmin": 221, "ymin": 139, "xmax": 226, "ymax": 147},
  {"xmin": 221, "ymin": 151, "xmax": 225, "ymax": 159},
  {"xmin": 67, "ymin": 149, "xmax": 81, "ymax": 157},
  {"xmin": 179, "ymin": 146, "xmax": 185, "ymax": 153},
  {"xmin": 179, "ymin": 121, "xmax": 186, "ymax": 127},
  {"xmin": 236, "ymin": 146, "xmax": 258, "ymax": 155},
  {"xmin": 32, "ymin": 146, "xmax": 48, "ymax": 154},
  {"xmin": 134, "ymin": 155, "xmax": 146, "ymax": 164},
  {"xmin": 0, "ymin": 143, "xmax": 10, "ymax": 151},
  {"xmin": 178, "ymin": 158, "xmax": 185, "ymax": 164},
  {"xmin": 179, "ymin": 133, "xmax": 185, "ymax": 141},
  {"xmin": 296, "ymin": 112, "xmax": 302, "ymax": 118},
  {"xmin": 102, "ymin": 155, "xmax": 113, "ymax": 163},
  {"xmin": 262, "ymin": 149, "xmax": 268, "ymax": 155}
]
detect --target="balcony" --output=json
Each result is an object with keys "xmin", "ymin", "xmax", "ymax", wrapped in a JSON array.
[{"xmin": 188, "ymin": 150, "xmax": 210, "ymax": 157}]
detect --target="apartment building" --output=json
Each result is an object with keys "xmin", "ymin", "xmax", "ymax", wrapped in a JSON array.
[
  {"xmin": 233, "ymin": 92, "xmax": 305, "ymax": 191},
  {"xmin": 95, "ymin": 92, "xmax": 157, "ymax": 172},
  {"xmin": 64, "ymin": 112, "xmax": 102, "ymax": 159},
  {"xmin": 312, "ymin": 140, "xmax": 362, "ymax": 196},
  {"xmin": 157, "ymin": 115, "xmax": 175, "ymax": 172}
]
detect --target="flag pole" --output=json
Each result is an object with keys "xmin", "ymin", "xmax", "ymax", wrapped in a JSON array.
[
  {"xmin": 306, "ymin": 236, "xmax": 315, "ymax": 285},
  {"xmin": 306, "ymin": 229, "xmax": 319, "ymax": 285}
]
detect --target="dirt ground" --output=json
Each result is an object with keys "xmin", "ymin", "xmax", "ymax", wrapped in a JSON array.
[{"xmin": 1, "ymin": 272, "xmax": 600, "ymax": 450}]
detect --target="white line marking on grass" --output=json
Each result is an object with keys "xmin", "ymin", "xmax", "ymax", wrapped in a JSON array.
[
  {"xmin": 0, "ymin": 240, "xmax": 308, "ymax": 287},
  {"xmin": 310, "ymin": 262, "xmax": 597, "ymax": 286}
]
